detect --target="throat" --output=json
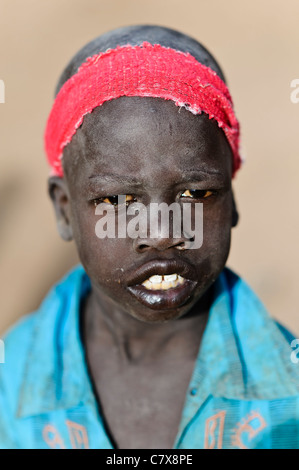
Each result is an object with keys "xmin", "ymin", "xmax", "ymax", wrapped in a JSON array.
[
  {"xmin": 79, "ymin": 288, "xmax": 211, "ymax": 449},
  {"xmin": 82, "ymin": 291, "xmax": 210, "ymax": 366}
]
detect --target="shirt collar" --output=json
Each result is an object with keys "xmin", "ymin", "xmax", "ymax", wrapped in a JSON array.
[
  {"xmin": 174, "ymin": 269, "xmax": 299, "ymax": 446},
  {"xmin": 17, "ymin": 266, "xmax": 299, "ymax": 419},
  {"xmin": 183, "ymin": 268, "xmax": 299, "ymax": 403},
  {"xmin": 17, "ymin": 265, "xmax": 92, "ymax": 417}
]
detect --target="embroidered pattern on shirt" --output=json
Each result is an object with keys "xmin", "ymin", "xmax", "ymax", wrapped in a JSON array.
[
  {"xmin": 66, "ymin": 419, "xmax": 89, "ymax": 449},
  {"xmin": 42, "ymin": 421, "xmax": 89, "ymax": 449},
  {"xmin": 42, "ymin": 424, "xmax": 66, "ymax": 449},
  {"xmin": 231, "ymin": 411, "xmax": 267, "ymax": 449},
  {"xmin": 204, "ymin": 410, "xmax": 226, "ymax": 449}
]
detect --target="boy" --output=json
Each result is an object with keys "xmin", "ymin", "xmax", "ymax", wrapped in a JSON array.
[{"xmin": 1, "ymin": 25, "xmax": 299, "ymax": 449}]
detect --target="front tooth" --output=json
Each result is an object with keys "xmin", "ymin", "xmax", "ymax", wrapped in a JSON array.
[
  {"xmin": 149, "ymin": 275, "xmax": 162, "ymax": 284},
  {"xmin": 151, "ymin": 282, "xmax": 162, "ymax": 290},
  {"xmin": 164, "ymin": 274, "xmax": 177, "ymax": 282},
  {"xmin": 142, "ymin": 274, "xmax": 185, "ymax": 290},
  {"xmin": 161, "ymin": 280, "xmax": 172, "ymax": 290},
  {"xmin": 142, "ymin": 279, "xmax": 152, "ymax": 289}
]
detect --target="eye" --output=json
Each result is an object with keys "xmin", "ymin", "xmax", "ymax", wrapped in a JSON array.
[
  {"xmin": 180, "ymin": 189, "xmax": 214, "ymax": 199},
  {"xmin": 93, "ymin": 194, "xmax": 136, "ymax": 207}
]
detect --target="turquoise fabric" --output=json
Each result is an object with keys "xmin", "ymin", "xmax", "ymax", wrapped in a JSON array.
[{"xmin": 0, "ymin": 265, "xmax": 299, "ymax": 449}]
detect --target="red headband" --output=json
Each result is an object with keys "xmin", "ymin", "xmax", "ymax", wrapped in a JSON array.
[{"xmin": 44, "ymin": 42, "xmax": 241, "ymax": 177}]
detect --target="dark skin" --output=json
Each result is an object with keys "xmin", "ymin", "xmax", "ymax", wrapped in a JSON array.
[
  {"xmin": 49, "ymin": 96, "xmax": 238, "ymax": 449},
  {"xmin": 48, "ymin": 20, "xmax": 238, "ymax": 451}
]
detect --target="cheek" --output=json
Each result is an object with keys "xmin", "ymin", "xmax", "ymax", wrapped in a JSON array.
[
  {"xmin": 200, "ymin": 197, "xmax": 233, "ymax": 264},
  {"xmin": 69, "ymin": 205, "xmax": 132, "ymax": 286}
]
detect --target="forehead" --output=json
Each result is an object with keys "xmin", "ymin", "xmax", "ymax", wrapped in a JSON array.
[{"xmin": 62, "ymin": 96, "xmax": 232, "ymax": 184}]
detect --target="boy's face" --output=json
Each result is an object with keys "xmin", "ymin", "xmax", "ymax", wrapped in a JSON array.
[{"xmin": 50, "ymin": 97, "xmax": 237, "ymax": 323}]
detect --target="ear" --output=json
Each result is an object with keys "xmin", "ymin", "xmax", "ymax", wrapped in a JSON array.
[
  {"xmin": 231, "ymin": 190, "xmax": 239, "ymax": 228},
  {"xmin": 48, "ymin": 176, "xmax": 73, "ymax": 241}
]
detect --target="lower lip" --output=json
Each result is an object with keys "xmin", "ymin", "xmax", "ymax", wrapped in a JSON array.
[{"xmin": 127, "ymin": 279, "xmax": 197, "ymax": 311}]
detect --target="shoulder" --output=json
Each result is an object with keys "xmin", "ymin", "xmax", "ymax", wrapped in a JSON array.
[
  {"xmin": 223, "ymin": 267, "xmax": 296, "ymax": 342},
  {"xmin": 0, "ymin": 313, "xmax": 38, "ymax": 409},
  {"xmin": 0, "ymin": 311, "xmax": 38, "ymax": 447},
  {"xmin": 1, "ymin": 264, "xmax": 87, "ymax": 371},
  {"xmin": 222, "ymin": 267, "xmax": 299, "ymax": 398},
  {"xmin": 0, "ymin": 265, "xmax": 89, "ymax": 448}
]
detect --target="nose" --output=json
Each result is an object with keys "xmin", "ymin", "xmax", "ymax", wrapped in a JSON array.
[
  {"xmin": 133, "ymin": 235, "xmax": 194, "ymax": 253},
  {"xmin": 130, "ymin": 198, "xmax": 195, "ymax": 252}
]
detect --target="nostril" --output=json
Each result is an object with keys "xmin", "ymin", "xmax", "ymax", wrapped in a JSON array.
[
  {"xmin": 133, "ymin": 229, "xmax": 195, "ymax": 252},
  {"xmin": 175, "ymin": 241, "xmax": 187, "ymax": 250},
  {"xmin": 137, "ymin": 244, "xmax": 149, "ymax": 252},
  {"xmin": 175, "ymin": 236, "xmax": 195, "ymax": 250}
]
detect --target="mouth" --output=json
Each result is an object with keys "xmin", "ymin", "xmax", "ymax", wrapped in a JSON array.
[
  {"xmin": 126, "ymin": 259, "xmax": 198, "ymax": 311},
  {"xmin": 141, "ymin": 273, "xmax": 185, "ymax": 290}
]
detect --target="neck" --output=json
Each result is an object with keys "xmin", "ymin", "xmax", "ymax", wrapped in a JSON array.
[{"xmin": 81, "ymin": 284, "xmax": 213, "ymax": 365}]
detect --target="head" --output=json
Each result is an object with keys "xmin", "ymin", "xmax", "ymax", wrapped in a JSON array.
[{"xmin": 48, "ymin": 25, "xmax": 239, "ymax": 323}]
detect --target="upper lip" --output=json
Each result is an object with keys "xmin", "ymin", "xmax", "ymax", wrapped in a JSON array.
[{"xmin": 126, "ymin": 258, "xmax": 197, "ymax": 286}]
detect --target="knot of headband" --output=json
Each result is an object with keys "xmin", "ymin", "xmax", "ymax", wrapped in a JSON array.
[{"xmin": 44, "ymin": 42, "xmax": 241, "ymax": 177}]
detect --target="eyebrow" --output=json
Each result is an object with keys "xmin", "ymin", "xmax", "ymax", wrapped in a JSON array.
[
  {"xmin": 88, "ymin": 174, "xmax": 143, "ymax": 185},
  {"xmin": 177, "ymin": 168, "xmax": 226, "ymax": 181},
  {"xmin": 88, "ymin": 168, "xmax": 226, "ymax": 187}
]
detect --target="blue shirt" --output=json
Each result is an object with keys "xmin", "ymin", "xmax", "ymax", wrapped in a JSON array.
[{"xmin": 0, "ymin": 265, "xmax": 299, "ymax": 449}]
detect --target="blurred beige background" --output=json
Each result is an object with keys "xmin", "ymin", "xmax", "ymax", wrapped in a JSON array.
[{"xmin": 0, "ymin": 0, "xmax": 298, "ymax": 335}]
